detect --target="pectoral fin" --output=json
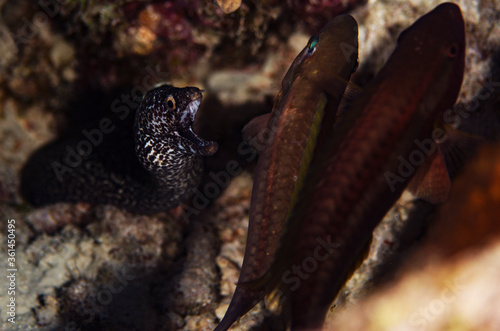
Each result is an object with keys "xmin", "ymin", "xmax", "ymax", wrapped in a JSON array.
[
  {"xmin": 438, "ymin": 124, "xmax": 484, "ymax": 178},
  {"xmin": 408, "ymin": 124, "xmax": 485, "ymax": 204},
  {"xmin": 407, "ymin": 149, "xmax": 451, "ymax": 204},
  {"xmin": 241, "ymin": 113, "xmax": 272, "ymax": 153}
]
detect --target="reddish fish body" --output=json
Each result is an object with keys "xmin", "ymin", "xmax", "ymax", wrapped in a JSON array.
[
  {"xmin": 281, "ymin": 3, "xmax": 465, "ymax": 329},
  {"xmin": 215, "ymin": 14, "xmax": 359, "ymax": 331}
]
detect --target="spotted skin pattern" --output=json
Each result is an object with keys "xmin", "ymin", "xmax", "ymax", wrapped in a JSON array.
[
  {"xmin": 21, "ymin": 85, "xmax": 217, "ymax": 213},
  {"xmin": 134, "ymin": 85, "xmax": 218, "ymax": 210}
]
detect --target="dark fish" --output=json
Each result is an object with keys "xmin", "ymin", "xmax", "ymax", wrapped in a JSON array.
[
  {"xmin": 215, "ymin": 14, "xmax": 359, "ymax": 331},
  {"xmin": 272, "ymin": 3, "xmax": 465, "ymax": 329}
]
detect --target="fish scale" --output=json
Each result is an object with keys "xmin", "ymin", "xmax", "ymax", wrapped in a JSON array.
[
  {"xmin": 278, "ymin": 3, "xmax": 465, "ymax": 328},
  {"xmin": 214, "ymin": 14, "xmax": 359, "ymax": 331}
]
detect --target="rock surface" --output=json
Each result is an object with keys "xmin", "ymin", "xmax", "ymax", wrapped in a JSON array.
[{"xmin": 0, "ymin": 0, "xmax": 499, "ymax": 330}]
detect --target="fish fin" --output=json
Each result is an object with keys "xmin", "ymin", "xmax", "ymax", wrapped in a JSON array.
[
  {"xmin": 241, "ymin": 113, "xmax": 271, "ymax": 153},
  {"xmin": 233, "ymin": 264, "xmax": 285, "ymax": 307},
  {"xmin": 437, "ymin": 124, "xmax": 484, "ymax": 178},
  {"xmin": 316, "ymin": 82, "xmax": 361, "ymax": 150},
  {"xmin": 261, "ymin": 220, "xmax": 303, "ymax": 313},
  {"xmin": 234, "ymin": 273, "xmax": 269, "ymax": 290},
  {"xmin": 262, "ymin": 273, "xmax": 293, "ymax": 325},
  {"xmin": 213, "ymin": 315, "xmax": 239, "ymax": 331},
  {"xmin": 336, "ymin": 81, "xmax": 363, "ymax": 118},
  {"xmin": 214, "ymin": 286, "xmax": 265, "ymax": 331},
  {"xmin": 407, "ymin": 149, "xmax": 451, "ymax": 204},
  {"xmin": 264, "ymin": 287, "xmax": 283, "ymax": 312},
  {"xmin": 407, "ymin": 124, "xmax": 484, "ymax": 204}
]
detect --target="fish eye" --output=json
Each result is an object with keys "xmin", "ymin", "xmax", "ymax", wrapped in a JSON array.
[
  {"xmin": 447, "ymin": 43, "xmax": 459, "ymax": 58},
  {"xmin": 307, "ymin": 36, "xmax": 319, "ymax": 54},
  {"xmin": 166, "ymin": 96, "xmax": 176, "ymax": 110}
]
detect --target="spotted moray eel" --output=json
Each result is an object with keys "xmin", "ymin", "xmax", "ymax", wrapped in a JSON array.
[{"xmin": 21, "ymin": 85, "xmax": 217, "ymax": 213}]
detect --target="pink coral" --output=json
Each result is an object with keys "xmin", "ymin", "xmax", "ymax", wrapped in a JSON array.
[{"xmin": 290, "ymin": 0, "xmax": 365, "ymax": 31}]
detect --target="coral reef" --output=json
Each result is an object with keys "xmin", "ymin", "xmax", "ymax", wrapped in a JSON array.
[{"xmin": 0, "ymin": 0, "xmax": 499, "ymax": 330}]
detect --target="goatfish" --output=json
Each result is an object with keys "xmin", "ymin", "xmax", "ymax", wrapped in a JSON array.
[
  {"xmin": 267, "ymin": 2, "xmax": 465, "ymax": 329},
  {"xmin": 214, "ymin": 14, "xmax": 359, "ymax": 331}
]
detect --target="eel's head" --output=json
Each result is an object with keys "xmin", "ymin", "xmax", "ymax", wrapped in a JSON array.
[{"xmin": 135, "ymin": 84, "xmax": 218, "ymax": 159}]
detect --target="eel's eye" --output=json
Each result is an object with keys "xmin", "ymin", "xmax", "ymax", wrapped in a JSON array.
[
  {"xmin": 307, "ymin": 36, "xmax": 319, "ymax": 54},
  {"xmin": 447, "ymin": 43, "xmax": 459, "ymax": 58},
  {"xmin": 166, "ymin": 96, "xmax": 176, "ymax": 110}
]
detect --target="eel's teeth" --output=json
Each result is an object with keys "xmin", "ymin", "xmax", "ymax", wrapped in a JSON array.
[{"xmin": 183, "ymin": 98, "xmax": 201, "ymax": 123}]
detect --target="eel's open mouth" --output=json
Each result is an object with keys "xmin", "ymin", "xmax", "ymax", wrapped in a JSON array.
[
  {"xmin": 179, "ymin": 95, "xmax": 218, "ymax": 156},
  {"xmin": 187, "ymin": 98, "xmax": 201, "ymax": 123}
]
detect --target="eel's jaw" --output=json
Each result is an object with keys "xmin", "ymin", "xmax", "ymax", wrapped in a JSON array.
[
  {"xmin": 179, "ymin": 97, "xmax": 218, "ymax": 156},
  {"xmin": 180, "ymin": 98, "xmax": 202, "ymax": 125},
  {"xmin": 179, "ymin": 96, "xmax": 201, "ymax": 136}
]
